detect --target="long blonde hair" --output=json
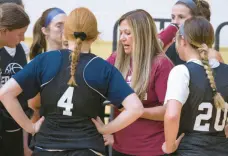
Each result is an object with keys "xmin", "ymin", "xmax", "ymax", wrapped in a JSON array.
[
  {"xmin": 115, "ymin": 9, "xmax": 162, "ymax": 100},
  {"xmin": 178, "ymin": 16, "xmax": 225, "ymax": 109},
  {"xmin": 64, "ymin": 7, "xmax": 99, "ymax": 86}
]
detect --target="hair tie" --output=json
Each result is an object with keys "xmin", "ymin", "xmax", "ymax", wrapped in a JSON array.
[
  {"xmin": 74, "ymin": 32, "xmax": 87, "ymax": 41},
  {"xmin": 212, "ymin": 89, "xmax": 217, "ymax": 96}
]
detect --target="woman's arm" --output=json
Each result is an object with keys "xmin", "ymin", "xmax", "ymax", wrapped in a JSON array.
[
  {"xmin": 0, "ymin": 78, "xmax": 44, "ymax": 134},
  {"xmin": 164, "ymin": 99, "xmax": 182, "ymax": 152},
  {"xmin": 92, "ymin": 93, "xmax": 143, "ymax": 135},
  {"xmin": 23, "ymin": 130, "xmax": 33, "ymax": 156},
  {"xmin": 141, "ymin": 106, "xmax": 166, "ymax": 121},
  {"xmin": 208, "ymin": 49, "xmax": 224, "ymax": 63},
  {"xmin": 28, "ymin": 93, "xmax": 41, "ymax": 123},
  {"xmin": 162, "ymin": 65, "xmax": 190, "ymax": 153},
  {"xmin": 141, "ymin": 56, "xmax": 174, "ymax": 121}
]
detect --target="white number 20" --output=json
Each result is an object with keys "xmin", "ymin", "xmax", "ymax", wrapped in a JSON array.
[
  {"xmin": 57, "ymin": 87, "xmax": 74, "ymax": 116},
  {"xmin": 193, "ymin": 102, "xmax": 228, "ymax": 131}
]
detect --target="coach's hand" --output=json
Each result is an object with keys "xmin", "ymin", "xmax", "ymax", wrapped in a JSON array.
[
  {"xmin": 162, "ymin": 133, "xmax": 185, "ymax": 154},
  {"xmin": 32, "ymin": 116, "xmax": 45, "ymax": 135},
  {"xmin": 92, "ymin": 116, "xmax": 106, "ymax": 134},
  {"xmin": 103, "ymin": 134, "xmax": 114, "ymax": 146}
]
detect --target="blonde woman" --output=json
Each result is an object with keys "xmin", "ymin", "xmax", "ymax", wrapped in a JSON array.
[
  {"xmin": 107, "ymin": 9, "xmax": 174, "ymax": 156},
  {"xmin": 0, "ymin": 7, "xmax": 143, "ymax": 156}
]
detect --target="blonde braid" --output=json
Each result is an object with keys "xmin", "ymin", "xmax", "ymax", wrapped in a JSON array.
[
  {"xmin": 68, "ymin": 38, "xmax": 82, "ymax": 86},
  {"xmin": 198, "ymin": 44, "xmax": 225, "ymax": 110}
]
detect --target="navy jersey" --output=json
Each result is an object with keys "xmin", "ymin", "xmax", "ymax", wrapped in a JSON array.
[
  {"xmin": 166, "ymin": 42, "xmax": 185, "ymax": 65},
  {"xmin": 13, "ymin": 50, "xmax": 134, "ymax": 154},
  {"xmin": 0, "ymin": 44, "xmax": 29, "ymax": 130},
  {"xmin": 175, "ymin": 62, "xmax": 228, "ymax": 156}
]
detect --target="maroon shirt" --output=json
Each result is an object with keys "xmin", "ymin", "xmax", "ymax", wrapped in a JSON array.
[{"xmin": 107, "ymin": 52, "xmax": 174, "ymax": 156}]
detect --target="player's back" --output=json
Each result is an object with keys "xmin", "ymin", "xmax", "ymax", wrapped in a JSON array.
[
  {"xmin": 175, "ymin": 62, "xmax": 228, "ymax": 156},
  {"xmin": 31, "ymin": 50, "xmax": 112, "ymax": 154}
]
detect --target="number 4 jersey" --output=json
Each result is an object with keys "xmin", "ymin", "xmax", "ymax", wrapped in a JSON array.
[{"xmin": 13, "ymin": 50, "xmax": 134, "ymax": 154}]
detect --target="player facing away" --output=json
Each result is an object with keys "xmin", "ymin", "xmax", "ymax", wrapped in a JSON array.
[
  {"xmin": 163, "ymin": 16, "xmax": 228, "ymax": 156},
  {"xmin": 0, "ymin": 7, "xmax": 144, "ymax": 156}
]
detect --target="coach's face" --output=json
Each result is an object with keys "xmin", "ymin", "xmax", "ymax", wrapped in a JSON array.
[{"xmin": 119, "ymin": 20, "xmax": 133, "ymax": 54}]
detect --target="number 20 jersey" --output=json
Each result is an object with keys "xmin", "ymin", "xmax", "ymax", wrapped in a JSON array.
[{"xmin": 179, "ymin": 62, "xmax": 228, "ymax": 136}]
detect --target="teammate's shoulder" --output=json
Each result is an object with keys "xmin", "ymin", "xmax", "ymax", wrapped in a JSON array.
[
  {"xmin": 38, "ymin": 50, "xmax": 67, "ymax": 60},
  {"xmin": 171, "ymin": 64, "xmax": 189, "ymax": 74},
  {"xmin": 87, "ymin": 56, "xmax": 112, "ymax": 68},
  {"xmin": 217, "ymin": 62, "xmax": 228, "ymax": 71}
]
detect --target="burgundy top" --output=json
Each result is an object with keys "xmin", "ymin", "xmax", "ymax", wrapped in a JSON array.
[{"xmin": 107, "ymin": 52, "xmax": 174, "ymax": 156}]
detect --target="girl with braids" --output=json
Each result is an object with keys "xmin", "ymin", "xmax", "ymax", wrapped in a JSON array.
[
  {"xmin": 163, "ymin": 16, "xmax": 228, "ymax": 155},
  {"xmin": 29, "ymin": 7, "xmax": 66, "ymax": 59},
  {"xmin": 166, "ymin": 0, "xmax": 224, "ymax": 65},
  {"xmin": 0, "ymin": 7, "xmax": 143, "ymax": 156}
]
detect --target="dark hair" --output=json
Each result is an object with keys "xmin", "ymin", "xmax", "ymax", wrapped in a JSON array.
[
  {"xmin": 29, "ymin": 8, "xmax": 65, "ymax": 59},
  {"xmin": 178, "ymin": 16, "xmax": 224, "ymax": 109},
  {"xmin": 0, "ymin": 0, "xmax": 23, "ymax": 6},
  {"xmin": 176, "ymin": 0, "xmax": 211, "ymax": 21},
  {"xmin": 0, "ymin": 3, "xmax": 30, "ymax": 31}
]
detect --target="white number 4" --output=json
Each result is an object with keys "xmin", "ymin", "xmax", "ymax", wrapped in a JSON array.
[{"xmin": 57, "ymin": 87, "xmax": 74, "ymax": 116}]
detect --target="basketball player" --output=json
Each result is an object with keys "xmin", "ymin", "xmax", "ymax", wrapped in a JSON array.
[
  {"xmin": 163, "ymin": 16, "xmax": 228, "ymax": 155},
  {"xmin": 0, "ymin": 3, "xmax": 32, "ymax": 156},
  {"xmin": 166, "ymin": 0, "xmax": 223, "ymax": 65},
  {"xmin": 0, "ymin": 7, "xmax": 143, "ymax": 156},
  {"xmin": 30, "ymin": 7, "xmax": 66, "ymax": 59}
]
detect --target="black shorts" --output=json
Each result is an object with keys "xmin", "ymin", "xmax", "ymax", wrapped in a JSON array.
[
  {"xmin": 0, "ymin": 128, "xmax": 24, "ymax": 156},
  {"xmin": 32, "ymin": 148, "xmax": 100, "ymax": 156},
  {"xmin": 172, "ymin": 133, "xmax": 228, "ymax": 156}
]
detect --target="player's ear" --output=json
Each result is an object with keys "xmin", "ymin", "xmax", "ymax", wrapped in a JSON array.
[{"xmin": 41, "ymin": 27, "xmax": 48, "ymax": 36}]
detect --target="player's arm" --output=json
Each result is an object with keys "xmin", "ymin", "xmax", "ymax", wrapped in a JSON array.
[
  {"xmin": 23, "ymin": 130, "xmax": 33, "ymax": 156},
  {"xmin": 93, "ymin": 93, "xmax": 143, "ymax": 135},
  {"xmin": 0, "ymin": 78, "xmax": 43, "ymax": 134},
  {"xmin": 163, "ymin": 65, "xmax": 189, "ymax": 154},
  {"xmin": 85, "ymin": 58, "xmax": 143, "ymax": 135},
  {"xmin": 208, "ymin": 49, "xmax": 224, "ymax": 63},
  {"xmin": 28, "ymin": 93, "xmax": 41, "ymax": 123},
  {"xmin": 0, "ymin": 55, "xmax": 46, "ymax": 134},
  {"xmin": 158, "ymin": 23, "xmax": 179, "ymax": 51},
  {"xmin": 141, "ymin": 57, "xmax": 174, "ymax": 121}
]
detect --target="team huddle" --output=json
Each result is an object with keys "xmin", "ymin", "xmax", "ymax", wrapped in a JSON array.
[{"xmin": 0, "ymin": 0, "xmax": 227, "ymax": 156}]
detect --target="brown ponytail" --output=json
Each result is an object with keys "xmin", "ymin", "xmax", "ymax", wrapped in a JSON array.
[
  {"xmin": 29, "ymin": 17, "xmax": 46, "ymax": 59},
  {"xmin": 194, "ymin": 0, "xmax": 211, "ymax": 21}
]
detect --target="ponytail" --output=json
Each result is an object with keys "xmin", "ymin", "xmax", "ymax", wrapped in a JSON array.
[
  {"xmin": 29, "ymin": 17, "xmax": 46, "ymax": 60},
  {"xmin": 68, "ymin": 32, "xmax": 87, "ymax": 86},
  {"xmin": 198, "ymin": 44, "xmax": 225, "ymax": 110}
]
